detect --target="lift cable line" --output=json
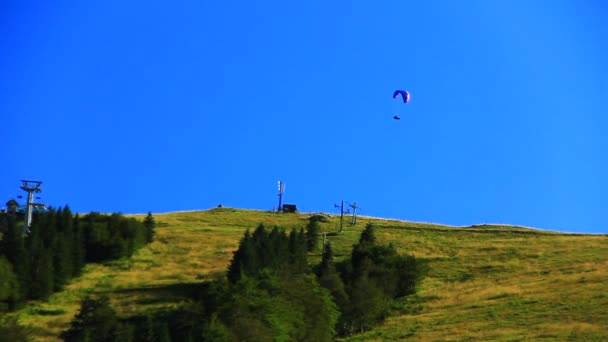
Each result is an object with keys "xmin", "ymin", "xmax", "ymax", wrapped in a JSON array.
[{"xmin": 20, "ymin": 180, "xmax": 43, "ymax": 234}]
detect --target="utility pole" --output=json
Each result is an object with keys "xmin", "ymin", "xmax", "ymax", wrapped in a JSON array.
[
  {"xmin": 277, "ymin": 181, "xmax": 285, "ymax": 213},
  {"xmin": 20, "ymin": 180, "xmax": 42, "ymax": 234},
  {"xmin": 349, "ymin": 202, "xmax": 359, "ymax": 225}
]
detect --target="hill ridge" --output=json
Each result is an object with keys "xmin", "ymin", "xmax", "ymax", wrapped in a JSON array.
[{"xmin": 13, "ymin": 207, "xmax": 608, "ymax": 341}]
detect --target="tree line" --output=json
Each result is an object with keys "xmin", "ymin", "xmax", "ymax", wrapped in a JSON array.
[
  {"xmin": 62, "ymin": 217, "xmax": 421, "ymax": 341},
  {"xmin": 0, "ymin": 208, "xmax": 155, "ymax": 311}
]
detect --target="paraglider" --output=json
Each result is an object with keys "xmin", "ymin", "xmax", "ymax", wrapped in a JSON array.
[
  {"xmin": 392, "ymin": 90, "xmax": 410, "ymax": 103},
  {"xmin": 392, "ymin": 89, "xmax": 410, "ymax": 120}
]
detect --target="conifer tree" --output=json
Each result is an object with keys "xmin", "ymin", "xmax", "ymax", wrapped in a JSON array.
[
  {"xmin": 252, "ymin": 224, "xmax": 270, "ymax": 267},
  {"xmin": 57, "ymin": 206, "xmax": 75, "ymax": 280},
  {"xmin": 345, "ymin": 276, "xmax": 387, "ymax": 333},
  {"xmin": 61, "ymin": 295, "xmax": 120, "ymax": 342},
  {"xmin": 288, "ymin": 228, "xmax": 308, "ymax": 273},
  {"xmin": 29, "ymin": 245, "xmax": 55, "ymax": 300},
  {"xmin": 156, "ymin": 321, "xmax": 172, "ymax": 342},
  {"xmin": 321, "ymin": 242, "xmax": 342, "ymax": 277},
  {"xmin": 0, "ymin": 315, "xmax": 32, "ymax": 342},
  {"xmin": 202, "ymin": 313, "xmax": 231, "ymax": 342},
  {"xmin": 53, "ymin": 235, "xmax": 72, "ymax": 291},
  {"xmin": 140, "ymin": 317, "xmax": 172, "ymax": 342},
  {"xmin": 39, "ymin": 208, "xmax": 57, "ymax": 246},
  {"xmin": 143, "ymin": 212, "xmax": 156, "ymax": 243},
  {"xmin": 227, "ymin": 230, "xmax": 257, "ymax": 283},
  {"xmin": 339, "ymin": 222, "xmax": 419, "ymax": 334},
  {"xmin": 46, "ymin": 207, "xmax": 72, "ymax": 290},
  {"xmin": 306, "ymin": 219, "xmax": 320, "ymax": 251},
  {"xmin": 114, "ymin": 322, "xmax": 135, "ymax": 342},
  {"xmin": 0, "ymin": 216, "xmax": 30, "ymax": 306},
  {"xmin": 359, "ymin": 222, "xmax": 376, "ymax": 245},
  {"xmin": 268, "ymin": 226, "xmax": 289, "ymax": 270},
  {"xmin": 61, "ymin": 206, "xmax": 74, "ymax": 233},
  {"xmin": 71, "ymin": 214, "xmax": 86, "ymax": 276},
  {"xmin": 140, "ymin": 315, "xmax": 157, "ymax": 342},
  {"xmin": 318, "ymin": 242, "xmax": 349, "ymax": 321},
  {"xmin": 0, "ymin": 255, "xmax": 19, "ymax": 305}
]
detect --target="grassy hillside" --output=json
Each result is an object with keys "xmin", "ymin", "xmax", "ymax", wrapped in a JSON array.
[{"xmin": 9, "ymin": 208, "xmax": 608, "ymax": 341}]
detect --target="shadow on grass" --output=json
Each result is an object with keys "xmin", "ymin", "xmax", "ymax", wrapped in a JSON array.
[{"xmin": 109, "ymin": 281, "xmax": 216, "ymax": 306}]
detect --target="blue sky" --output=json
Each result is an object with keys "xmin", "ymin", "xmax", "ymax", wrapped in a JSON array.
[{"xmin": 2, "ymin": 1, "xmax": 607, "ymax": 233}]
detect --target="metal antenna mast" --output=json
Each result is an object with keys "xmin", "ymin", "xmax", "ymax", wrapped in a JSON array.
[
  {"xmin": 20, "ymin": 180, "xmax": 42, "ymax": 234},
  {"xmin": 277, "ymin": 181, "xmax": 285, "ymax": 212}
]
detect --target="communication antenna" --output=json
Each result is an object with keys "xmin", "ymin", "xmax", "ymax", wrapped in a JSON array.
[
  {"xmin": 20, "ymin": 180, "xmax": 42, "ymax": 234},
  {"xmin": 277, "ymin": 181, "xmax": 285, "ymax": 212}
]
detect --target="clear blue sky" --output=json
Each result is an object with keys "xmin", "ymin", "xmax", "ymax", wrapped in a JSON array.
[{"xmin": 2, "ymin": 1, "xmax": 607, "ymax": 233}]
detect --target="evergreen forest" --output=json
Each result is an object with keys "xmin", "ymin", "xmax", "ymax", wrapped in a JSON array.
[{"xmin": 59, "ymin": 218, "xmax": 420, "ymax": 341}]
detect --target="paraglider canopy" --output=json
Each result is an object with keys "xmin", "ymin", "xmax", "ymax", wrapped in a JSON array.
[{"xmin": 392, "ymin": 90, "xmax": 410, "ymax": 103}]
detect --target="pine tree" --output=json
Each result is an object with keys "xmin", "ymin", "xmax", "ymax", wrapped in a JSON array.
[
  {"xmin": 58, "ymin": 206, "xmax": 75, "ymax": 280},
  {"xmin": 138, "ymin": 315, "xmax": 154, "ymax": 342},
  {"xmin": 202, "ymin": 313, "xmax": 231, "ymax": 342},
  {"xmin": 306, "ymin": 219, "xmax": 320, "ymax": 252},
  {"xmin": 156, "ymin": 321, "xmax": 172, "ymax": 342},
  {"xmin": 114, "ymin": 322, "xmax": 135, "ymax": 342},
  {"xmin": 345, "ymin": 276, "xmax": 387, "ymax": 333},
  {"xmin": 318, "ymin": 242, "xmax": 349, "ymax": 322},
  {"xmin": 227, "ymin": 230, "xmax": 257, "ymax": 283},
  {"xmin": 268, "ymin": 226, "xmax": 289, "ymax": 270},
  {"xmin": 143, "ymin": 212, "xmax": 156, "ymax": 243},
  {"xmin": 320, "ymin": 242, "xmax": 337, "ymax": 275},
  {"xmin": 71, "ymin": 214, "xmax": 86, "ymax": 276},
  {"xmin": 252, "ymin": 224, "xmax": 270, "ymax": 267},
  {"xmin": 61, "ymin": 295, "xmax": 120, "ymax": 342},
  {"xmin": 53, "ymin": 233, "xmax": 73, "ymax": 291},
  {"xmin": 30, "ymin": 245, "xmax": 55, "ymax": 300},
  {"xmin": 39, "ymin": 208, "xmax": 57, "ymax": 246},
  {"xmin": 340, "ymin": 222, "xmax": 419, "ymax": 334},
  {"xmin": 0, "ymin": 255, "xmax": 19, "ymax": 304},
  {"xmin": 350, "ymin": 223, "xmax": 378, "ymax": 279},
  {"xmin": 44, "ymin": 207, "xmax": 72, "ymax": 290},
  {"xmin": 359, "ymin": 223, "xmax": 376, "ymax": 245},
  {"xmin": 0, "ymin": 315, "xmax": 33, "ymax": 341},
  {"xmin": 27, "ymin": 211, "xmax": 55, "ymax": 299},
  {"xmin": 288, "ymin": 228, "xmax": 308, "ymax": 273},
  {"xmin": 0, "ymin": 216, "xmax": 30, "ymax": 306}
]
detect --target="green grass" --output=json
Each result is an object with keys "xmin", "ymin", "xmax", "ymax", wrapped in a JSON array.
[{"xmin": 8, "ymin": 208, "xmax": 608, "ymax": 341}]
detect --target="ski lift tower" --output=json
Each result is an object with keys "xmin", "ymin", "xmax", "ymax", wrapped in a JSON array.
[
  {"xmin": 334, "ymin": 200, "xmax": 350, "ymax": 233},
  {"xmin": 349, "ymin": 202, "xmax": 359, "ymax": 225},
  {"xmin": 20, "ymin": 180, "xmax": 42, "ymax": 234}
]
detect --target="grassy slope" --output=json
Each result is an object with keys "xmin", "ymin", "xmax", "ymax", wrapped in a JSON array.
[{"xmin": 10, "ymin": 208, "xmax": 608, "ymax": 341}]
